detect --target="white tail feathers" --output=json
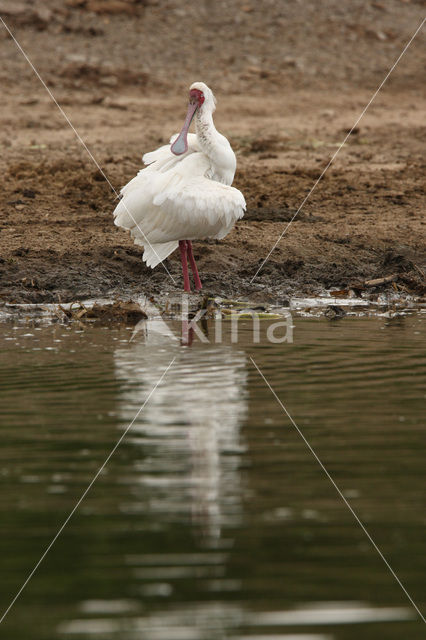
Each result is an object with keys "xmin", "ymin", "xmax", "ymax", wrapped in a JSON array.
[{"xmin": 142, "ymin": 241, "xmax": 178, "ymax": 268}]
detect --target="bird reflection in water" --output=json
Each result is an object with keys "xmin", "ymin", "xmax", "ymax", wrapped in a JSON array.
[{"xmin": 114, "ymin": 309, "xmax": 248, "ymax": 543}]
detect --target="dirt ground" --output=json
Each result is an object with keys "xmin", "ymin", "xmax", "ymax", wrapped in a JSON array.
[{"xmin": 0, "ymin": 0, "xmax": 425, "ymax": 303}]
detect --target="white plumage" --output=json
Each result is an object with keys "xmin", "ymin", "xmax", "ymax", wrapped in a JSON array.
[{"xmin": 112, "ymin": 82, "xmax": 245, "ymax": 291}]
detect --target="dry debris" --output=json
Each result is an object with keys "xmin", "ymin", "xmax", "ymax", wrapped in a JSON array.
[{"xmin": 58, "ymin": 300, "xmax": 147, "ymax": 324}]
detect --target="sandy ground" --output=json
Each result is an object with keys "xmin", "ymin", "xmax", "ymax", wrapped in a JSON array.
[{"xmin": 0, "ymin": 0, "xmax": 425, "ymax": 303}]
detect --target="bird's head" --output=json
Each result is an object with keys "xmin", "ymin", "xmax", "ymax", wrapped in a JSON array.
[
  {"xmin": 171, "ymin": 82, "xmax": 216, "ymax": 156},
  {"xmin": 189, "ymin": 82, "xmax": 216, "ymax": 113}
]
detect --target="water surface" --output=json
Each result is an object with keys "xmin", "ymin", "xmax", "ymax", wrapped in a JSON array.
[{"xmin": 0, "ymin": 313, "xmax": 425, "ymax": 639}]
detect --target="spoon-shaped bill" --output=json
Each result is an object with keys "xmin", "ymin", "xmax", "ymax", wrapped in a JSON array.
[{"xmin": 171, "ymin": 101, "xmax": 198, "ymax": 155}]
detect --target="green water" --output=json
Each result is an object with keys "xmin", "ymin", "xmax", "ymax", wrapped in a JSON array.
[{"xmin": 0, "ymin": 314, "xmax": 425, "ymax": 639}]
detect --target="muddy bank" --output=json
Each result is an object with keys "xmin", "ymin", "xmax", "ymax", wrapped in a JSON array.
[
  {"xmin": 1, "ymin": 136, "xmax": 424, "ymax": 304},
  {"xmin": 0, "ymin": 0, "xmax": 425, "ymax": 304}
]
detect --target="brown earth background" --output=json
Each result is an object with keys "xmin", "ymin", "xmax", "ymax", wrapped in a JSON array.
[{"xmin": 0, "ymin": 0, "xmax": 425, "ymax": 303}]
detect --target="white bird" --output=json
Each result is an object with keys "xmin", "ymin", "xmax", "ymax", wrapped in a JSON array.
[{"xmin": 113, "ymin": 82, "xmax": 246, "ymax": 292}]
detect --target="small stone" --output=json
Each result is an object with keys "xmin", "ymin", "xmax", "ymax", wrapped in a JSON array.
[
  {"xmin": 36, "ymin": 6, "xmax": 52, "ymax": 22},
  {"xmin": 100, "ymin": 75, "xmax": 118, "ymax": 86},
  {"xmin": 324, "ymin": 305, "xmax": 346, "ymax": 319}
]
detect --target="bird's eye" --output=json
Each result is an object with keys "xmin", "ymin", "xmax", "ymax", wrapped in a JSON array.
[{"xmin": 189, "ymin": 89, "xmax": 205, "ymax": 105}]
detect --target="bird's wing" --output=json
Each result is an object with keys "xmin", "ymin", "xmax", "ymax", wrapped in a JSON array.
[
  {"xmin": 152, "ymin": 153, "xmax": 246, "ymax": 238},
  {"xmin": 120, "ymin": 134, "xmax": 200, "ymax": 199},
  {"xmin": 142, "ymin": 133, "xmax": 200, "ymax": 169},
  {"xmin": 139, "ymin": 240, "xmax": 179, "ymax": 268},
  {"xmin": 113, "ymin": 151, "xmax": 245, "ymax": 247}
]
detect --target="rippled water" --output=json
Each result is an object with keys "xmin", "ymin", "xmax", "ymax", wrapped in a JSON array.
[{"xmin": 0, "ymin": 313, "xmax": 425, "ymax": 639}]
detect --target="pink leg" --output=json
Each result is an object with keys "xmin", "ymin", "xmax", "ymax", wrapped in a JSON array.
[
  {"xmin": 186, "ymin": 240, "xmax": 202, "ymax": 291},
  {"xmin": 179, "ymin": 240, "xmax": 191, "ymax": 292}
]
